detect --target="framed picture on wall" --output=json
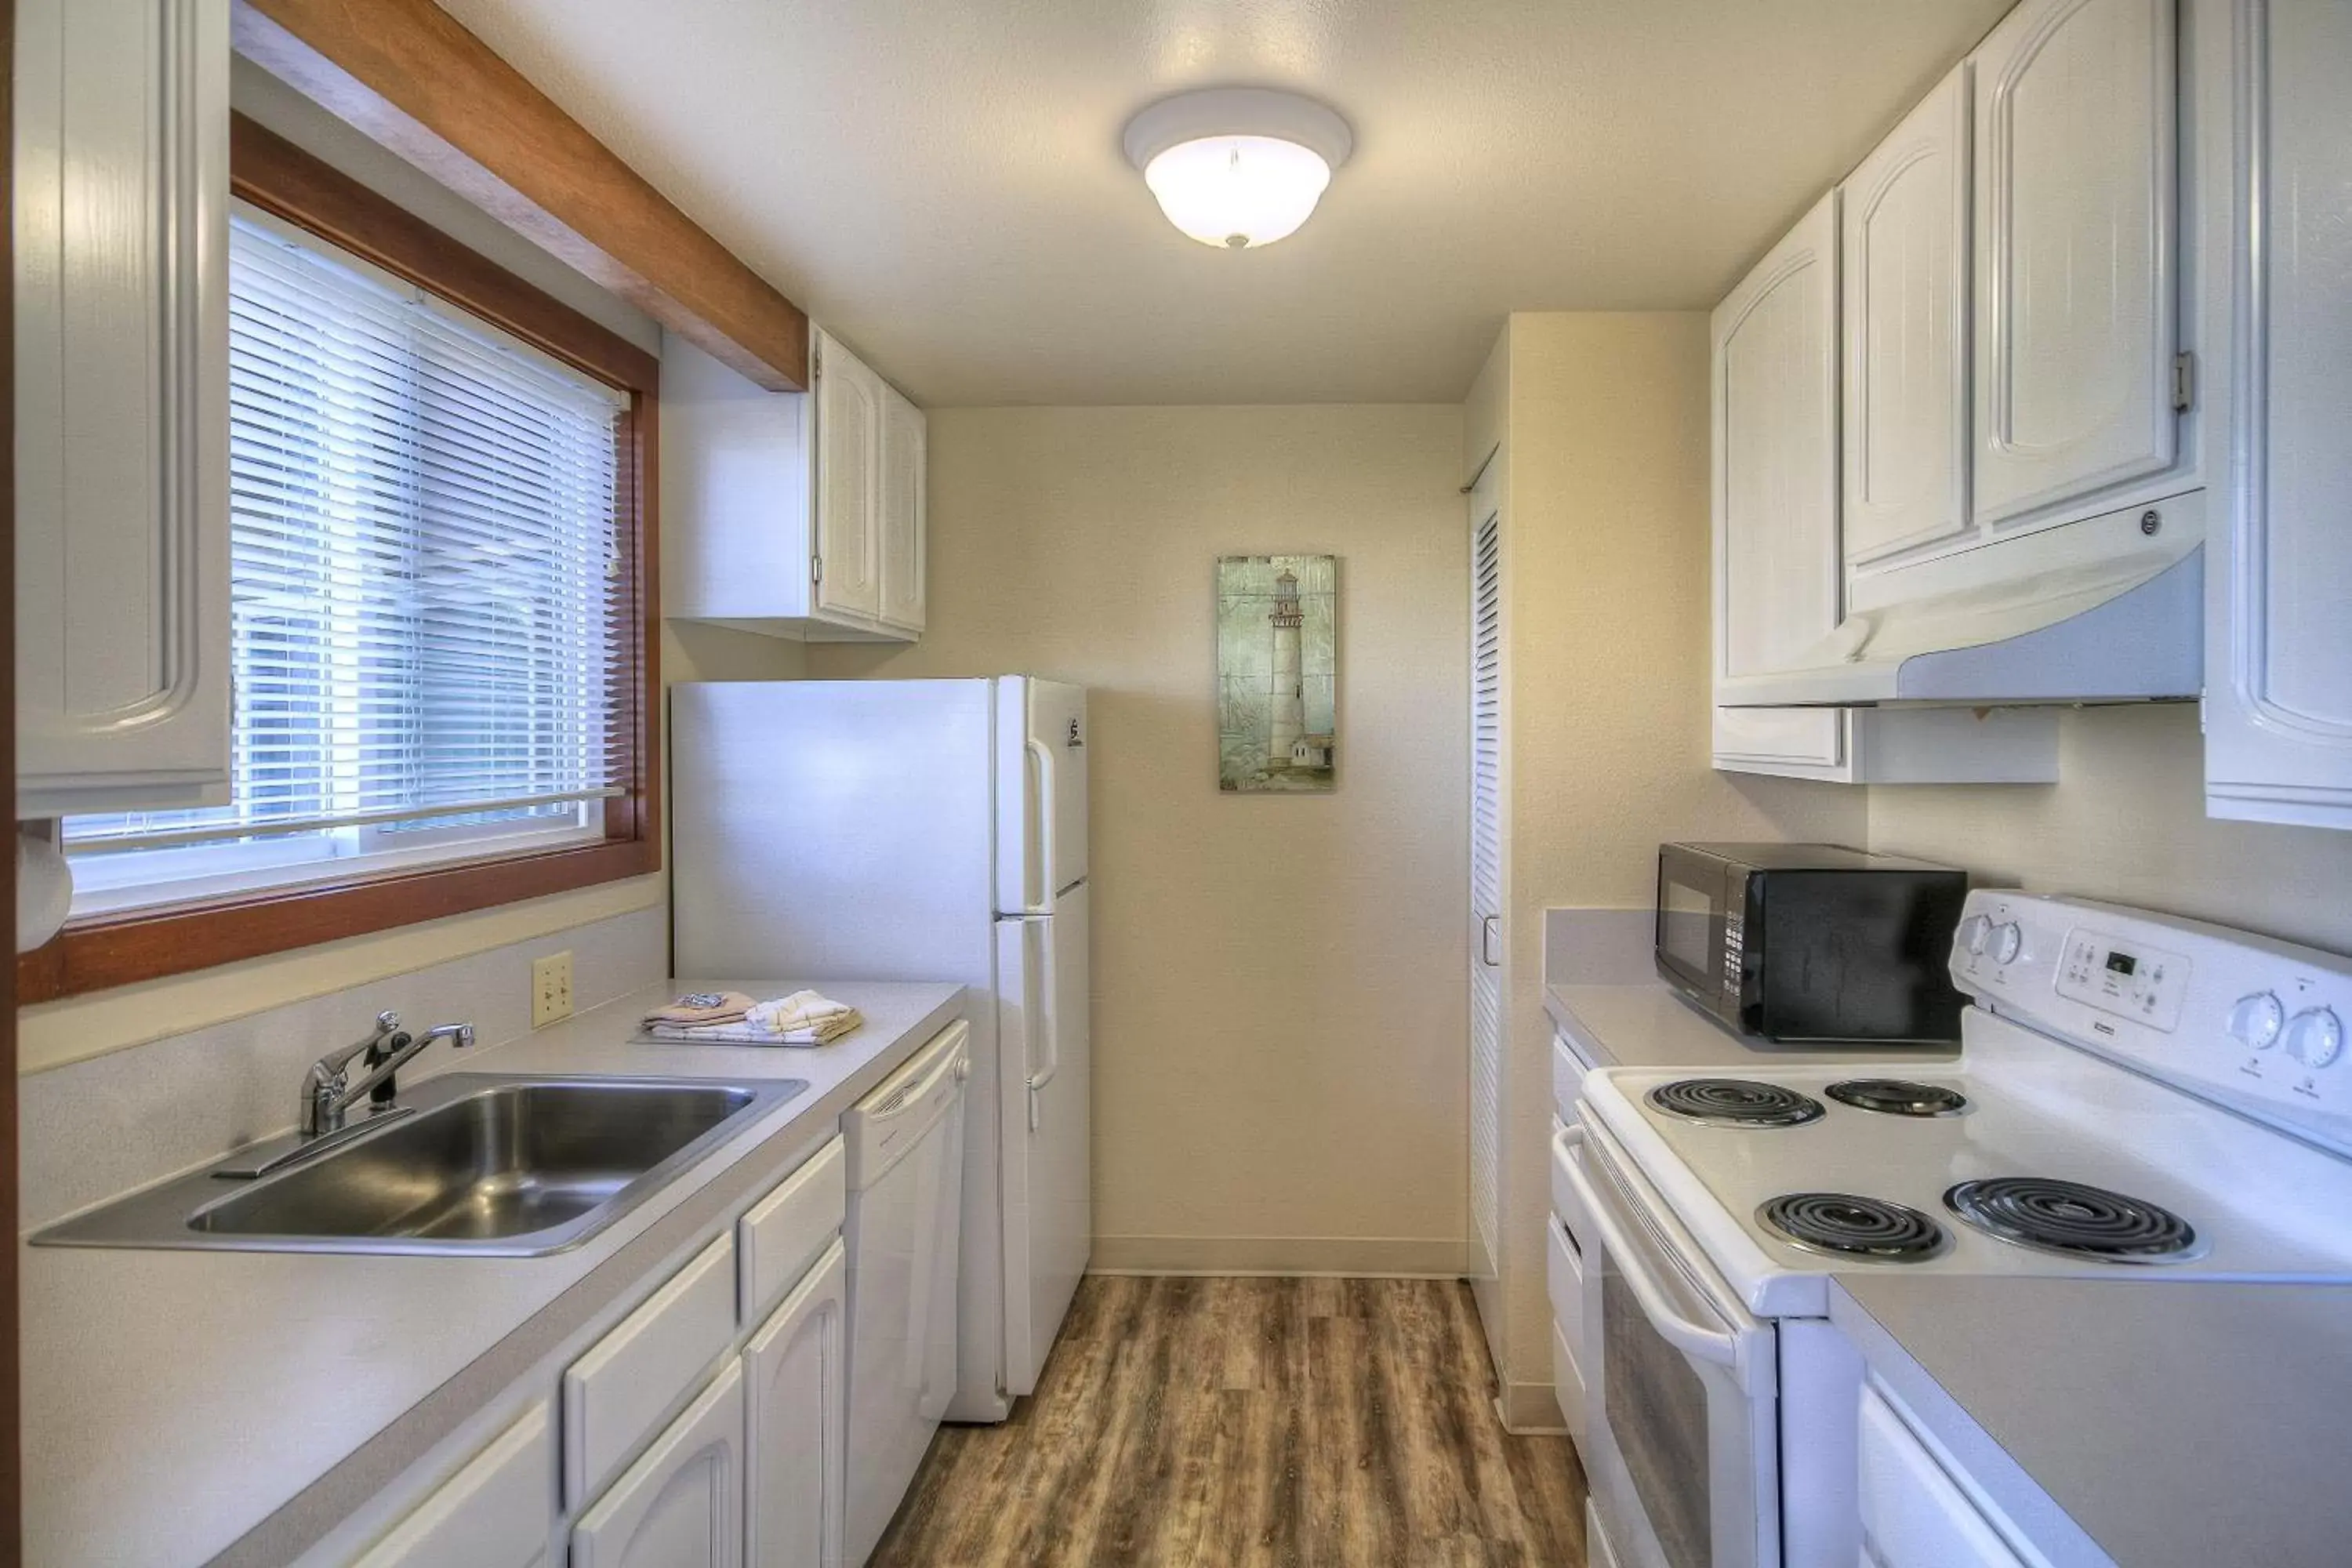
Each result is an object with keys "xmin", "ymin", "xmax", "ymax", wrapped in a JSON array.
[{"xmin": 1216, "ymin": 554, "xmax": 1338, "ymax": 793}]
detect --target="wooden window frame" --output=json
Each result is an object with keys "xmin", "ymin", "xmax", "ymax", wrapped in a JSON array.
[{"xmin": 17, "ymin": 114, "xmax": 662, "ymax": 1005}]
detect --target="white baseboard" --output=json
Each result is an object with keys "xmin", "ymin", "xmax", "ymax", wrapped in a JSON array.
[
  {"xmin": 1088, "ymin": 1233, "xmax": 1472, "ymax": 1277},
  {"xmin": 1497, "ymin": 1379, "xmax": 1567, "ymax": 1435}
]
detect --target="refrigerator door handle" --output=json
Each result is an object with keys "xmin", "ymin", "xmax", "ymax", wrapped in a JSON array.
[
  {"xmin": 1024, "ymin": 916, "xmax": 1058, "ymax": 1131},
  {"xmin": 1022, "ymin": 735, "xmax": 1054, "ymax": 913}
]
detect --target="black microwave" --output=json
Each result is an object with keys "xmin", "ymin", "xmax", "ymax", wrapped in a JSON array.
[{"xmin": 1656, "ymin": 842, "xmax": 1969, "ymax": 1044}]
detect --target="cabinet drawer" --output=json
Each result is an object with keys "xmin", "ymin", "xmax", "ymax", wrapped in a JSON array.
[
  {"xmin": 564, "ymin": 1235, "xmax": 737, "ymax": 1508},
  {"xmin": 354, "ymin": 1401, "xmax": 554, "ymax": 1568},
  {"xmin": 1858, "ymin": 1385, "xmax": 2028, "ymax": 1566},
  {"xmin": 1548, "ymin": 1120, "xmax": 1592, "ymax": 1252},
  {"xmin": 739, "ymin": 1137, "xmax": 846, "ymax": 1328},
  {"xmin": 571, "ymin": 1360, "xmax": 746, "ymax": 1568}
]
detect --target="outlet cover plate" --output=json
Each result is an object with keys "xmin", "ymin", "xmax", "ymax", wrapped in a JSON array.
[{"xmin": 532, "ymin": 950, "xmax": 574, "ymax": 1029}]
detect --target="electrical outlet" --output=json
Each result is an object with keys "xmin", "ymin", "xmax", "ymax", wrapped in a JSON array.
[{"xmin": 532, "ymin": 950, "xmax": 574, "ymax": 1029}]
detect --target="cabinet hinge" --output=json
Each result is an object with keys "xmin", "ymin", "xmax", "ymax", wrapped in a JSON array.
[{"xmin": 2172, "ymin": 351, "xmax": 2195, "ymax": 413}]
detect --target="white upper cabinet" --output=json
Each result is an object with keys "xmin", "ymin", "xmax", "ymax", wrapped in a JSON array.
[
  {"xmin": 1971, "ymin": 0, "xmax": 2179, "ymax": 531},
  {"xmin": 1714, "ymin": 191, "xmax": 1842, "ymax": 691},
  {"xmin": 14, "ymin": 0, "xmax": 230, "ymax": 818},
  {"xmin": 1843, "ymin": 64, "xmax": 1972, "ymax": 568},
  {"xmin": 2204, "ymin": 0, "xmax": 2352, "ymax": 829},
  {"xmin": 1710, "ymin": 191, "xmax": 1852, "ymax": 773},
  {"xmin": 877, "ymin": 386, "xmax": 927, "ymax": 634},
  {"xmin": 663, "ymin": 328, "xmax": 925, "ymax": 643},
  {"xmin": 812, "ymin": 335, "xmax": 884, "ymax": 623}
]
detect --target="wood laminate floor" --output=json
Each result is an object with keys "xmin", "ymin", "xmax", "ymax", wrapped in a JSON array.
[{"xmin": 870, "ymin": 1276, "xmax": 1588, "ymax": 1567}]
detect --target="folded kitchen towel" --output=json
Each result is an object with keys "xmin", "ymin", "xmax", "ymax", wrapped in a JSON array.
[
  {"xmin": 644, "ymin": 989, "xmax": 863, "ymax": 1047},
  {"xmin": 642, "ymin": 990, "xmax": 757, "ymax": 1028}
]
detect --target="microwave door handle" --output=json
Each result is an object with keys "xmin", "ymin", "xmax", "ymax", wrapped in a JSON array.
[{"xmin": 1557, "ymin": 1143, "xmax": 1742, "ymax": 1369}]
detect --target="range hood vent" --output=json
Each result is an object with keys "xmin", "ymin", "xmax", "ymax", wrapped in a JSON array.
[{"xmin": 1719, "ymin": 492, "xmax": 2205, "ymax": 709}]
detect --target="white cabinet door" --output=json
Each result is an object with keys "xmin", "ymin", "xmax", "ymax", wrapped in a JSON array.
[
  {"xmin": 877, "ymin": 386, "xmax": 927, "ymax": 633},
  {"xmin": 812, "ymin": 330, "xmax": 883, "ymax": 623},
  {"xmin": 1971, "ymin": 0, "xmax": 2177, "ymax": 529},
  {"xmin": 1714, "ymin": 191, "xmax": 1841, "ymax": 686},
  {"xmin": 2205, "ymin": 0, "xmax": 2352, "ymax": 830},
  {"xmin": 744, "ymin": 1239, "xmax": 848, "ymax": 1568},
  {"xmin": 14, "ymin": 0, "xmax": 230, "ymax": 818},
  {"xmin": 1711, "ymin": 189, "xmax": 1842, "ymax": 769},
  {"xmin": 1843, "ymin": 64, "xmax": 1972, "ymax": 568},
  {"xmin": 572, "ymin": 1362, "xmax": 746, "ymax": 1568},
  {"xmin": 354, "ymin": 1403, "xmax": 554, "ymax": 1568}
]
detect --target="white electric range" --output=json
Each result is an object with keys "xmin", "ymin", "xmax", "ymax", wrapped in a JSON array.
[{"xmin": 1560, "ymin": 891, "xmax": 2352, "ymax": 1568}]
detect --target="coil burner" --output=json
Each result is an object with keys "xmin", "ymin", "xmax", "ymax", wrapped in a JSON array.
[
  {"xmin": 1824, "ymin": 1080, "xmax": 1970, "ymax": 1118},
  {"xmin": 1944, "ymin": 1177, "xmax": 2203, "ymax": 1263},
  {"xmin": 1758, "ymin": 1192, "xmax": 1951, "ymax": 1262},
  {"xmin": 1646, "ymin": 1079, "xmax": 1827, "ymax": 1129}
]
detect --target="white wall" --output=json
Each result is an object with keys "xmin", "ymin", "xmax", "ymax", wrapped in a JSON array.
[
  {"xmin": 810, "ymin": 405, "xmax": 1472, "ymax": 1274},
  {"xmin": 1869, "ymin": 704, "xmax": 2352, "ymax": 953}
]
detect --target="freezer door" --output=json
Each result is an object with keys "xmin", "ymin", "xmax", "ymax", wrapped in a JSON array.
[
  {"xmin": 996, "ymin": 678, "xmax": 1089, "ymax": 914},
  {"xmin": 993, "ymin": 882, "xmax": 1091, "ymax": 1396},
  {"xmin": 672, "ymin": 679, "xmax": 995, "ymax": 979}
]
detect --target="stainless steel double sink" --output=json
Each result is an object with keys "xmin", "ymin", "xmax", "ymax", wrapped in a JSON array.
[{"xmin": 34, "ymin": 1073, "xmax": 808, "ymax": 1258}]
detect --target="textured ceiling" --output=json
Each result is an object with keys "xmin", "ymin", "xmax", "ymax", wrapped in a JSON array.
[{"xmin": 433, "ymin": 0, "xmax": 2010, "ymax": 405}]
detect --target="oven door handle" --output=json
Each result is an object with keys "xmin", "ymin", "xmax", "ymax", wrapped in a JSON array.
[{"xmin": 1557, "ymin": 1139, "xmax": 1743, "ymax": 1369}]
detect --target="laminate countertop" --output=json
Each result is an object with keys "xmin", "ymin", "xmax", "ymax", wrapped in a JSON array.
[
  {"xmin": 1544, "ymin": 982, "xmax": 1962, "ymax": 1072},
  {"xmin": 21, "ymin": 978, "xmax": 966, "ymax": 1568},
  {"xmin": 1833, "ymin": 1276, "xmax": 2352, "ymax": 1568}
]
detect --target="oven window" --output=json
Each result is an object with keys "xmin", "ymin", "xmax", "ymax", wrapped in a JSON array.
[
  {"xmin": 1661, "ymin": 877, "xmax": 1717, "ymax": 977},
  {"xmin": 1603, "ymin": 1270, "xmax": 1713, "ymax": 1565}
]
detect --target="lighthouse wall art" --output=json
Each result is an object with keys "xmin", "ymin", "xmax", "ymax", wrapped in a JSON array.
[{"xmin": 1215, "ymin": 554, "xmax": 1338, "ymax": 793}]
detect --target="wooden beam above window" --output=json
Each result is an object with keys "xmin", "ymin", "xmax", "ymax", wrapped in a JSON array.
[{"xmin": 231, "ymin": 0, "xmax": 811, "ymax": 392}]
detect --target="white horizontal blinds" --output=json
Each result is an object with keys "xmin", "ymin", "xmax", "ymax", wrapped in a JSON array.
[{"xmin": 66, "ymin": 212, "xmax": 631, "ymax": 855}]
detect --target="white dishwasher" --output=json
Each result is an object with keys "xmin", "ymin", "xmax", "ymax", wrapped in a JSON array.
[{"xmin": 843, "ymin": 1020, "xmax": 970, "ymax": 1565}]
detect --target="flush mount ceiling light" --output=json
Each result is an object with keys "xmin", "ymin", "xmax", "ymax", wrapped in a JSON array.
[{"xmin": 1122, "ymin": 87, "xmax": 1354, "ymax": 250}]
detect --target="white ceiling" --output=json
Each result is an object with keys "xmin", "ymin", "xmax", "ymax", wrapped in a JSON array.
[{"xmin": 434, "ymin": 0, "xmax": 2010, "ymax": 406}]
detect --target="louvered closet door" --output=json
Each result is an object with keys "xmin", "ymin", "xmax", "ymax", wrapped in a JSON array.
[{"xmin": 1468, "ymin": 479, "xmax": 1504, "ymax": 1278}]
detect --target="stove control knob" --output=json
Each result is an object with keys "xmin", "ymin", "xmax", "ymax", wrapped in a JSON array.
[
  {"xmin": 1961, "ymin": 915, "xmax": 1992, "ymax": 955},
  {"xmin": 2227, "ymin": 992, "xmax": 2286, "ymax": 1051},
  {"xmin": 2285, "ymin": 1007, "xmax": 2344, "ymax": 1070},
  {"xmin": 1991, "ymin": 922, "xmax": 2024, "ymax": 965}
]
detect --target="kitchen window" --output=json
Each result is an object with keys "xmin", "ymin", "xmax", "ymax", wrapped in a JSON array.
[{"xmin": 19, "ymin": 117, "xmax": 659, "ymax": 1002}]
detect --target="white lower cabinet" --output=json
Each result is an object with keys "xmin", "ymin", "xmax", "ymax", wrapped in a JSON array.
[
  {"xmin": 351, "ymin": 1403, "xmax": 554, "ymax": 1568},
  {"xmin": 1857, "ymin": 1384, "xmax": 2027, "ymax": 1567},
  {"xmin": 745, "ymin": 1239, "xmax": 851, "ymax": 1568},
  {"xmin": 572, "ymin": 1361, "xmax": 746, "ymax": 1568}
]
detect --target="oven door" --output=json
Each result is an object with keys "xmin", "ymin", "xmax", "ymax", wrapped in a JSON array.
[
  {"xmin": 1563, "ymin": 1114, "xmax": 1780, "ymax": 1568},
  {"xmin": 1654, "ymin": 845, "xmax": 1736, "ymax": 1020}
]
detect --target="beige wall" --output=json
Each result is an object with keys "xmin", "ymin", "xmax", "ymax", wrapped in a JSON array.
[
  {"xmin": 20, "ymin": 69, "xmax": 807, "ymax": 1073},
  {"xmin": 1869, "ymin": 704, "xmax": 2352, "ymax": 953},
  {"xmin": 809, "ymin": 405, "xmax": 1471, "ymax": 1272},
  {"xmin": 1475, "ymin": 313, "xmax": 1862, "ymax": 1414}
]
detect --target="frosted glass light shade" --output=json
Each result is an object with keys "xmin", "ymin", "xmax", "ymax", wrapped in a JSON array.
[
  {"xmin": 1123, "ymin": 88, "xmax": 1353, "ymax": 250},
  {"xmin": 1142, "ymin": 136, "xmax": 1333, "ymax": 249}
]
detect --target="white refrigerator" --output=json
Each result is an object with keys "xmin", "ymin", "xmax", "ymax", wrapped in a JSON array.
[{"xmin": 671, "ymin": 677, "xmax": 1091, "ymax": 1422}]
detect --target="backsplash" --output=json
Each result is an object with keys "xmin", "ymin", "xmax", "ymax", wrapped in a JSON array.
[
  {"xmin": 19, "ymin": 905, "xmax": 666, "ymax": 1232},
  {"xmin": 1543, "ymin": 907, "xmax": 1656, "ymax": 987}
]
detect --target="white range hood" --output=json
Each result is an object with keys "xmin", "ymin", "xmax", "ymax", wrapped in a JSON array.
[{"xmin": 1719, "ymin": 492, "xmax": 2205, "ymax": 708}]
